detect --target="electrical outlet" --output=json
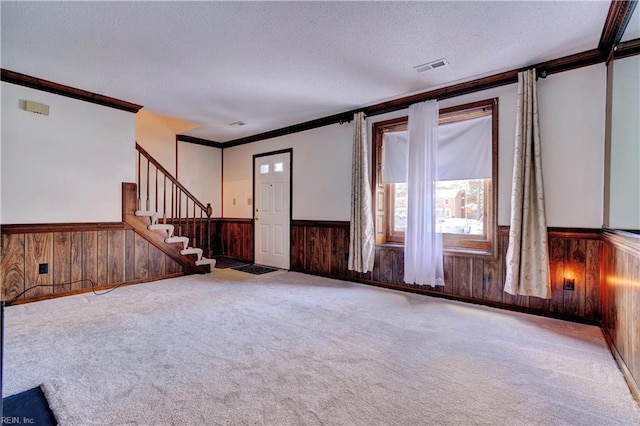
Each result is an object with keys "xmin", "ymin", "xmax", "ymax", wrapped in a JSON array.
[
  {"xmin": 563, "ymin": 278, "xmax": 575, "ymax": 291},
  {"xmin": 39, "ymin": 263, "xmax": 49, "ymax": 274}
]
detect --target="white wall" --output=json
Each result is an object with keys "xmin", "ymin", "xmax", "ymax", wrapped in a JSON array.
[
  {"xmin": 223, "ymin": 124, "xmax": 353, "ymax": 220},
  {"xmin": 136, "ymin": 110, "xmax": 221, "ymax": 217},
  {"xmin": 177, "ymin": 141, "xmax": 222, "ymax": 217},
  {"xmin": 136, "ymin": 110, "xmax": 178, "ymax": 176},
  {"xmin": 1, "ymin": 82, "xmax": 135, "ymax": 224},
  {"xmin": 2, "ymin": 64, "xmax": 604, "ymax": 227},
  {"xmin": 537, "ymin": 64, "xmax": 606, "ymax": 228},
  {"xmin": 609, "ymin": 55, "xmax": 640, "ymax": 229},
  {"xmin": 370, "ymin": 65, "xmax": 605, "ymax": 227},
  {"xmin": 222, "ymin": 64, "xmax": 606, "ymax": 229}
]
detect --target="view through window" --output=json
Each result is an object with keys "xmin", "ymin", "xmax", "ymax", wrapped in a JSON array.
[
  {"xmin": 373, "ymin": 98, "xmax": 497, "ymax": 255},
  {"xmin": 390, "ymin": 179, "xmax": 489, "ymax": 235}
]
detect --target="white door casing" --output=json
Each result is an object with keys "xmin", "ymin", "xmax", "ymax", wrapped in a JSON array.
[{"xmin": 254, "ymin": 151, "xmax": 291, "ymax": 269}]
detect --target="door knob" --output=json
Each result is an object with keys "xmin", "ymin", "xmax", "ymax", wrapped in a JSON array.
[{"xmin": 255, "ymin": 217, "xmax": 259, "ymax": 221}]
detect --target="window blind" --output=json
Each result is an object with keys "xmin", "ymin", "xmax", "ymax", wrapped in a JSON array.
[{"xmin": 382, "ymin": 115, "xmax": 492, "ymax": 182}]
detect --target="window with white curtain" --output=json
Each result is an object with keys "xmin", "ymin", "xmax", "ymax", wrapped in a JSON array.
[{"xmin": 372, "ymin": 98, "xmax": 498, "ymax": 255}]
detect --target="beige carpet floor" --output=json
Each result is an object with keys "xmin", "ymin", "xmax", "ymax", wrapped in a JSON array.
[{"xmin": 3, "ymin": 272, "xmax": 639, "ymax": 425}]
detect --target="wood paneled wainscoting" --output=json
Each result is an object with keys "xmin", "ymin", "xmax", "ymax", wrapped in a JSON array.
[
  {"xmin": 601, "ymin": 230, "xmax": 640, "ymax": 401},
  {"xmin": 1, "ymin": 223, "xmax": 184, "ymax": 304},
  {"xmin": 291, "ymin": 221, "xmax": 601, "ymax": 323},
  {"xmin": 216, "ymin": 218, "xmax": 254, "ymax": 262}
]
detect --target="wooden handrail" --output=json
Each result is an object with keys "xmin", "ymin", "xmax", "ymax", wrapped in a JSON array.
[
  {"xmin": 135, "ymin": 142, "xmax": 214, "ymax": 257},
  {"xmin": 136, "ymin": 142, "xmax": 209, "ymax": 214}
]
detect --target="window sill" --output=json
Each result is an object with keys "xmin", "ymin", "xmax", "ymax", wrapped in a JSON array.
[
  {"xmin": 375, "ymin": 242, "xmax": 497, "ymax": 259},
  {"xmin": 375, "ymin": 242, "xmax": 404, "ymax": 250},
  {"xmin": 443, "ymin": 247, "xmax": 496, "ymax": 259}
]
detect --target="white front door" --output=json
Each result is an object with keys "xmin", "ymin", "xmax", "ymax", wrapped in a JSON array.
[{"xmin": 254, "ymin": 151, "xmax": 291, "ymax": 269}]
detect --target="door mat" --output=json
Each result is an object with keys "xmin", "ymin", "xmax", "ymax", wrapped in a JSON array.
[
  {"xmin": 213, "ymin": 257, "xmax": 249, "ymax": 269},
  {"xmin": 232, "ymin": 264, "xmax": 280, "ymax": 275},
  {"xmin": 2, "ymin": 386, "xmax": 57, "ymax": 426}
]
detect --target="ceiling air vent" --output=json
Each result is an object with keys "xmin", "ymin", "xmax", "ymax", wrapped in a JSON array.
[{"xmin": 414, "ymin": 58, "xmax": 449, "ymax": 73}]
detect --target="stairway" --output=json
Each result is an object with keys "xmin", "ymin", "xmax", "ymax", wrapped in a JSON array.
[
  {"xmin": 127, "ymin": 143, "xmax": 217, "ymax": 275},
  {"xmin": 134, "ymin": 210, "xmax": 216, "ymax": 272}
]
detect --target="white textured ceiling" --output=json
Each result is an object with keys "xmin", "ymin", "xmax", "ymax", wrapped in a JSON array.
[{"xmin": 1, "ymin": 1, "xmax": 612, "ymax": 143}]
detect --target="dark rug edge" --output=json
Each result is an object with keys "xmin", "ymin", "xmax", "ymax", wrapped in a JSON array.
[{"xmin": 3, "ymin": 386, "xmax": 57, "ymax": 426}]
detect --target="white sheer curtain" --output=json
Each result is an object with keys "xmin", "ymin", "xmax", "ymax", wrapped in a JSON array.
[
  {"xmin": 348, "ymin": 112, "xmax": 375, "ymax": 273},
  {"xmin": 504, "ymin": 69, "xmax": 551, "ymax": 298},
  {"xmin": 404, "ymin": 100, "xmax": 444, "ymax": 287}
]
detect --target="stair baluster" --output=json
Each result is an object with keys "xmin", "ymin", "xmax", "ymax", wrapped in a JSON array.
[
  {"xmin": 155, "ymin": 167, "xmax": 159, "ymax": 213},
  {"xmin": 163, "ymin": 176, "xmax": 167, "ymax": 224},
  {"xmin": 145, "ymin": 158, "xmax": 150, "ymax": 211}
]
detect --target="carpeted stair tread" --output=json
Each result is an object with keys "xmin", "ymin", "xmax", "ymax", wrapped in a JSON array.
[
  {"xmin": 135, "ymin": 210, "xmax": 158, "ymax": 224},
  {"xmin": 165, "ymin": 236, "xmax": 190, "ymax": 249},
  {"xmin": 181, "ymin": 247, "xmax": 203, "ymax": 260},
  {"xmin": 149, "ymin": 224, "xmax": 175, "ymax": 237},
  {"xmin": 196, "ymin": 257, "xmax": 216, "ymax": 272},
  {"xmin": 135, "ymin": 211, "xmax": 211, "ymax": 273}
]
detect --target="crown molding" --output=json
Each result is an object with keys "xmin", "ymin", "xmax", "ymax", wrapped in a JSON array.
[
  {"xmin": 177, "ymin": 134, "xmax": 224, "ymax": 148},
  {"xmin": 1, "ymin": 69, "xmax": 142, "ymax": 113},
  {"xmin": 599, "ymin": 0, "xmax": 638, "ymax": 53}
]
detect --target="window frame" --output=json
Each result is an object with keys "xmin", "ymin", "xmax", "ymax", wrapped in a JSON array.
[
  {"xmin": 386, "ymin": 183, "xmax": 407, "ymax": 243},
  {"xmin": 371, "ymin": 98, "xmax": 498, "ymax": 258}
]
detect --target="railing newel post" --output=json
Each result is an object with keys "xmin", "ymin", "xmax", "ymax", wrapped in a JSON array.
[
  {"xmin": 206, "ymin": 203, "xmax": 213, "ymax": 258},
  {"xmin": 137, "ymin": 150, "xmax": 141, "ymax": 211}
]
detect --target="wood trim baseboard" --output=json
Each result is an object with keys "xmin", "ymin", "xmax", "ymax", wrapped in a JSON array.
[
  {"xmin": 1, "ymin": 222, "xmax": 131, "ymax": 234},
  {"xmin": 1, "ymin": 69, "xmax": 142, "ymax": 113},
  {"xmin": 6, "ymin": 273, "xmax": 184, "ymax": 306},
  {"xmin": 601, "ymin": 327, "xmax": 640, "ymax": 404},
  {"xmin": 296, "ymin": 269, "xmax": 600, "ymax": 326}
]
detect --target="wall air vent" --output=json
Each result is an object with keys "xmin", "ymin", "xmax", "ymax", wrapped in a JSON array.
[
  {"xmin": 23, "ymin": 100, "xmax": 50, "ymax": 115},
  {"xmin": 414, "ymin": 58, "xmax": 449, "ymax": 73}
]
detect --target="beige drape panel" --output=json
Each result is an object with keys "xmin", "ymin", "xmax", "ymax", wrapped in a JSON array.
[
  {"xmin": 348, "ymin": 112, "xmax": 375, "ymax": 273},
  {"xmin": 504, "ymin": 69, "xmax": 550, "ymax": 298}
]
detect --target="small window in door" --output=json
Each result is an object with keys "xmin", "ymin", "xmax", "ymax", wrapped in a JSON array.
[
  {"xmin": 260, "ymin": 164, "xmax": 269, "ymax": 174},
  {"xmin": 274, "ymin": 162, "xmax": 284, "ymax": 172}
]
